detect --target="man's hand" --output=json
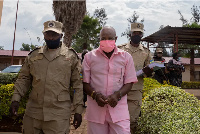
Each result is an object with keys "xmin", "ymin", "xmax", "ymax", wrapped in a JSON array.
[
  {"xmin": 73, "ymin": 113, "xmax": 82, "ymax": 129},
  {"xmin": 95, "ymin": 93, "xmax": 107, "ymax": 107},
  {"xmin": 142, "ymin": 66, "xmax": 153, "ymax": 77},
  {"xmin": 10, "ymin": 101, "xmax": 19, "ymax": 116},
  {"xmin": 106, "ymin": 92, "xmax": 119, "ymax": 108}
]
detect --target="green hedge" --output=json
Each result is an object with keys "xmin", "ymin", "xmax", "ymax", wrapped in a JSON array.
[
  {"xmin": 143, "ymin": 78, "xmax": 175, "ymax": 98},
  {"xmin": 0, "ymin": 73, "xmax": 18, "ymax": 85},
  {"xmin": 181, "ymin": 81, "xmax": 200, "ymax": 89},
  {"xmin": 137, "ymin": 82, "xmax": 200, "ymax": 133},
  {"xmin": 143, "ymin": 78, "xmax": 162, "ymax": 98},
  {"xmin": 0, "ymin": 84, "xmax": 30, "ymax": 120},
  {"xmin": 1, "ymin": 77, "xmax": 200, "ymax": 133}
]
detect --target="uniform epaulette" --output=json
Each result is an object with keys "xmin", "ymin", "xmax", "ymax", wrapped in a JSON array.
[
  {"xmin": 117, "ymin": 43, "xmax": 127, "ymax": 48},
  {"xmin": 142, "ymin": 46, "xmax": 151, "ymax": 52},
  {"xmin": 28, "ymin": 47, "xmax": 41, "ymax": 55},
  {"xmin": 68, "ymin": 47, "xmax": 80, "ymax": 59}
]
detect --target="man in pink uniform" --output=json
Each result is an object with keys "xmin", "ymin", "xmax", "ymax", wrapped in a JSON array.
[{"xmin": 82, "ymin": 26, "xmax": 138, "ymax": 134}]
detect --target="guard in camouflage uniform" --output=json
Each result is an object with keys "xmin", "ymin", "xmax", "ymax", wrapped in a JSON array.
[
  {"xmin": 167, "ymin": 52, "xmax": 185, "ymax": 87},
  {"xmin": 10, "ymin": 20, "xmax": 83, "ymax": 134},
  {"xmin": 118, "ymin": 23, "xmax": 153, "ymax": 134}
]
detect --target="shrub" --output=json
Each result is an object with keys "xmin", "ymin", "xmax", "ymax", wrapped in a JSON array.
[
  {"xmin": 0, "ymin": 84, "xmax": 30, "ymax": 120},
  {"xmin": 143, "ymin": 78, "xmax": 175, "ymax": 98},
  {"xmin": 181, "ymin": 81, "xmax": 200, "ymax": 89},
  {"xmin": 143, "ymin": 78, "xmax": 162, "ymax": 98},
  {"xmin": 137, "ymin": 86, "xmax": 200, "ymax": 134},
  {"xmin": 0, "ymin": 73, "xmax": 18, "ymax": 85}
]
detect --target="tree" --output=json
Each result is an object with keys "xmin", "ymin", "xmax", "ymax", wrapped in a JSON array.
[
  {"xmin": 52, "ymin": 1, "xmax": 86, "ymax": 47},
  {"xmin": 20, "ymin": 43, "xmax": 38, "ymax": 51},
  {"xmin": 191, "ymin": 5, "xmax": 200, "ymax": 23},
  {"xmin": 93, "ymin": 8, "xmax": 108, "ymax": 27},
  {"xmin": 0, "ymin": 46, "xmax": 4, "ymax": 50},
  {"xmin": 178, "ymin": 4, "xmax": 200, "ymax": 58},
  {"xmin": 71, "ymin": 8, "xmax": 108, "ymax": 53},
  {"xmin": 159, "ymin": 25, "xmax": 165, "ymax": 30},
  {"xmin": 121, "ymin": 11, "xmax": 144, "ymax": 39},
  {"xmin": 178, "ymin": 4, "xmax": 200, "ymax": 81},
  {"xmin": 178, "ymin": 10, "xmax": 188, "ymax": 26},
  {"xmin": 71, "ymin": 15, "xmax": 102, "ymax": 53}
]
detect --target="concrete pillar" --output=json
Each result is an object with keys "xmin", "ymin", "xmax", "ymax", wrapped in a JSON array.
[{"xmin": 19, "ymin": 58, "xmax": 22, "ymax": 65}]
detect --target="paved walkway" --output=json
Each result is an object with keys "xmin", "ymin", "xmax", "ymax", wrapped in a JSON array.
[
  {"xmin": 184, "ymin": 89, "xmax": 200, "ymax": 96},
  {"xmin": 184, "ymin": 89, "xmax": 200, "ymax": 99}
]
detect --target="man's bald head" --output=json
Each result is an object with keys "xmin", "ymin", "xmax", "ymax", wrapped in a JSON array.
[{"xmin": 100, "ymin": 26, "xmax": 117, "ymax": 41}]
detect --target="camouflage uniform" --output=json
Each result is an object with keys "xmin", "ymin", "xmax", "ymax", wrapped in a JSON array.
[{"xmin": 167, "ymin": 59, "xmax": 184, "ymax": 87}]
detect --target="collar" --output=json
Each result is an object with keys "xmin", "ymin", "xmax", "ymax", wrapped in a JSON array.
[
  {"xmin": 38, "ymin": 43, "xmax": 67, "ymax": 56},
  {"xmin": 126, "ymin": 41, "xmax": 144, "ymax": 52}
]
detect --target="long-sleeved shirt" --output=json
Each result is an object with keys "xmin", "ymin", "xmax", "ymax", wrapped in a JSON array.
[{"xmin": 11, "ymin": 44, "xmax": 83, "ymax": 121}]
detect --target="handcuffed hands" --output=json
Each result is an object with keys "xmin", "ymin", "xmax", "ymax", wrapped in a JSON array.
[
  {"xmin": 106, "ymin": 92, "xmax": 119, "ymax": 108},
  {"xmin": 95, "ymin": 93, "xmax": 108, "ymax": 107}
]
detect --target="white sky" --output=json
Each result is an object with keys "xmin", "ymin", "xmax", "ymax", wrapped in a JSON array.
[{"xmin": 0, "ymin": 0, "xmax": 199, "ymax": 51}]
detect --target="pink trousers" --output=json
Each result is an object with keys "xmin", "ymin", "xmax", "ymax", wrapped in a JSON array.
[{"xmin": 87, "ymin": 110, "xmax": 130, "ymax": 134}]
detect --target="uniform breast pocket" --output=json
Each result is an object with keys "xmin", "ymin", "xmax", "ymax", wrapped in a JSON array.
[
  {"xmin": 30, "ymin": 61, "xmax": 41, "ymax": 81},
  {"xmin": 30, "ymin": 55, "xmax": 44, "ymax": 79},
  {"xmin": 115, "ymin": 67, "xmax": 125, "ymax": 83}
]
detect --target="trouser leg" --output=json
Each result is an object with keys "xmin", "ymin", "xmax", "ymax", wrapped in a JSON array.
[
  {"xmin": 42, "ymin": 119, "xmax": 70, "ymax": 134},
  {"xmin": 23, "ymin": 114, "xmax": 70, "ymax": 134},
  {"xmin": 22, "ymin": 114, "xmax": 43, "ymax": 134},
  {"xmin": 127, "ymin": 90, "xmax": 142, "ymax": 134},
  {"xmin": 87, "ymin": 121, "xmax": 109, "ymax": 134}
]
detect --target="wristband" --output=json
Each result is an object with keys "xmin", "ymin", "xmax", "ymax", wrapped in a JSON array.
[{"xmin": 91, "ymin": 91, "xmax": 96, "ymax": 98}]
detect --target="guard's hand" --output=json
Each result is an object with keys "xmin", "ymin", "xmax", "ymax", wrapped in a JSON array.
[
  {"xmin": 142, "ymin": 66, "xmax": 153, "ymax": 77},
  {"xmin": 106, "ymin": 92, "xmax": 119, "ymax": 108},
  {"xmin": 96, "ymin": 93, "xmax": 107, "ymax": 107},
  {"xmin": 73, "ymin": 113, "xmax": 82, "ymax": 129},
  {"xmin": 10, "ymin": 101, "xmax": 19, "ymax": 116}
]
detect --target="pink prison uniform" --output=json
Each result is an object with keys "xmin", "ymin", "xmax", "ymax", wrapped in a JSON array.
[{"xmin": 83, "ymin": 46, "xmax": 138, "ymax": 133}]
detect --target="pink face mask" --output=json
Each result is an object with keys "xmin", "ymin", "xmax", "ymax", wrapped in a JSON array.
[{"xmin": 100, "ymin": 40, "xmax": 116, "ymax": 53}]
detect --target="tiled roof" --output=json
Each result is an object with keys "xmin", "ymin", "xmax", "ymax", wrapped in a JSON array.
[
  {"xmin": 0, "ymin": 50, "xmax": 30, "ymax": 57},
  {"xmin": 164, "ymin": 57, "xmax": 200, "ymax": 65}
]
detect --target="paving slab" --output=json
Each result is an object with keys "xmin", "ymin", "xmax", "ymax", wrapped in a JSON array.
[{"xmin": 184, "ymin": 89, "xmax": 200, "ymax": 97}]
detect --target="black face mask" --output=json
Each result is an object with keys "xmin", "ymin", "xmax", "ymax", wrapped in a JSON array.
[
  {"xmin": 45, "ymin": 37, "xmax": 61, "ymax": 49},
  {"xmin": 131, "ymin": 35, "xmax": 141, "ymax": 44}
]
